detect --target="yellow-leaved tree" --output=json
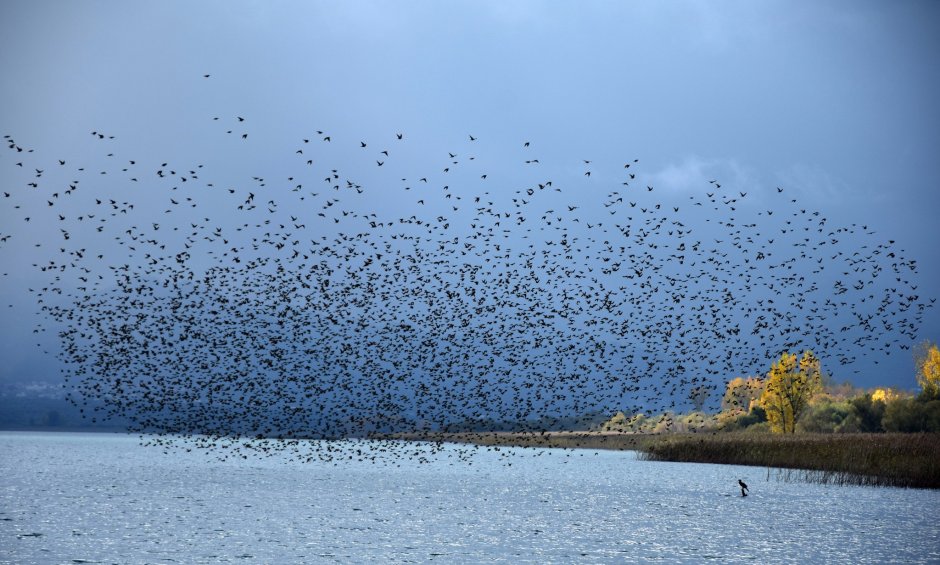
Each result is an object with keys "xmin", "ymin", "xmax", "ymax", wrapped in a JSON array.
[
  {"xmin": 721, "ymin": 376, "xmax": 765, "ymax": 414},
  {"xmin": 914, "ymin": 341, "xmax": 940, "ymax": 400},
  {"xmin": 759, "ymin": 351, "xmax": 822, "ymax": 433},
  {"xmin": 871, "ymin": 387, "xmax": 902, "ymax": 404}
]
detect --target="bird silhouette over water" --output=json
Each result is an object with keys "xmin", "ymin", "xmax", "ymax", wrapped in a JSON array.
[{"xmin": 0, "ymin": 75, "xmax": 933, "ymax": 464}]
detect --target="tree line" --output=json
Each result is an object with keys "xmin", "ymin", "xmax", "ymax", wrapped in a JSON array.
[{"xmin": 601, "ymin": 341, "xmax": 940, "ymax": 434}]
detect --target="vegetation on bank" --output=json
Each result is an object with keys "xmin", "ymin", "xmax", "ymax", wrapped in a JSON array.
[
  {"xmin": 599, "ymin": 341, "xmax": 940, "ymax": 436},
  {"xmin": 5, "ymin": 342, "xmax": 939, "ymax": 490},
  {"xmin": 639, "ymin": 433, "xmax": 940, "ymax": 489},
  {"xmin": 595, "ymin": 342, "xmax": 940, "ymax": 488}
]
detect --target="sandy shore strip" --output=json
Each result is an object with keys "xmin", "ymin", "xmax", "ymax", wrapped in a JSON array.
[{"xmin": 382, "ymin": 430, "xmax": 655, "ymax": 451}]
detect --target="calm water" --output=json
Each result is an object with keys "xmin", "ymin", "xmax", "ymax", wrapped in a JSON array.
[{"xmin": 1, "ymin": 431, "xmax": 938, "ymax": 564}]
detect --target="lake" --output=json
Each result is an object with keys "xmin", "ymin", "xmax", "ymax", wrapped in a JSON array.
[{"xmin": 1, "ymin": 431, "xmax": 938, "ymax": 563}]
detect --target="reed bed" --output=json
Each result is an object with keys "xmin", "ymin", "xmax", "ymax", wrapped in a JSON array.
[
  {"xmin": 639, "ymin": 432, "xmax": 940, "ymax": 489},
  {"xmin": 385, "ymin": 431, "xmax": 940, "ymax": 489}
]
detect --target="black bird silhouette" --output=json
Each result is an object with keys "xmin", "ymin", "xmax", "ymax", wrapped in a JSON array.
[{"xmin": 1, "ymin": 80, "xmax": 932, "ymax": 464}]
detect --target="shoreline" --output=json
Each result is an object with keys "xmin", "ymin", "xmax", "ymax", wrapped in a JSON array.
[
  {"xmin": 385, "ymin": 430, "xmax": 940, "ymax": 490},
  {"xmin": 7, "ymin": 428, "xmax": 937, "ymax": 489},
  {"xmin": 383, "ymin": 430, "xmax": 655, "ymax": 451}
]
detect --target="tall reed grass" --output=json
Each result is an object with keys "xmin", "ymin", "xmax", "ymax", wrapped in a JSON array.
[{"xmin": 639, "ymin": 432, "xmax": 940, "ymax": 489}]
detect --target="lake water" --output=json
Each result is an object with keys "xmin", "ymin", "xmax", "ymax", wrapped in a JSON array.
[{"xmin": 1, "ymin": 431, "xmax": 938, "ymax": 564}]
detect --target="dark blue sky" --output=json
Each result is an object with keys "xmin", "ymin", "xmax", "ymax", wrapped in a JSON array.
[{"xmin": 1, "ymin": 1, "xmax": 938, "ymax": 407}]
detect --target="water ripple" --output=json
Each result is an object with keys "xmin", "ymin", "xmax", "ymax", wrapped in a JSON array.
[{"xmin": 1, "ymin": 431, "xmax": 938, "ymax": 564}]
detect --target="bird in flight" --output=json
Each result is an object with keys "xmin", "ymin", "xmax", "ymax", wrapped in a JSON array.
[{"xmin": 2, "ymin": 84, "xmax": 931, "ymax": 465}]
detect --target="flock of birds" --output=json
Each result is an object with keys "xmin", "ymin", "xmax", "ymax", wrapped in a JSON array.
[{"xmin": 1, "ymin": 75, "xmax": 933, "ymax": 462}]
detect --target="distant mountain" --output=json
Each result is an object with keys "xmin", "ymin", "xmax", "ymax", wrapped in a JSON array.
[{"xmin": 0, "ymin": 383, "xmax": 128, "ymax": 431}]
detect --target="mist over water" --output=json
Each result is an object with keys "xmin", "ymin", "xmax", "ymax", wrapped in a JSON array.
[{"xmin": 2, "ymin": 432, "xmax": 937, "ymax": 564}]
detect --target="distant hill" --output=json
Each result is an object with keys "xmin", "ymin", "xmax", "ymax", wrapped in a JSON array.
[
  {"xmin": 0, "ymin": 391, "xmax": 128, "ymax": 431},
  {"xmin": 0, "ymin": 381, "xmax": 609, "ymax": 435}
]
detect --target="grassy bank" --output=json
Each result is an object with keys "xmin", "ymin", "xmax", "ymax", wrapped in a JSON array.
[{"xmin": 640, "ymin": 432, "xmax": 940, "ymax": 489}]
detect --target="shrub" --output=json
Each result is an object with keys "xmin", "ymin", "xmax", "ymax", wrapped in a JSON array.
[
  {"xmin": 882, "ymin": 398, "xmax": 940, "ymax": 433},
  {"xmin": 720, "ymin": 406, "xmax": 768, "ymax": 431},
  {"xmin": 741, "ymin": 421, "xmax": 771, "ymax": 434},
  {"xmin": 850, "ymin": 394, "xmax": 886, "ymax": 432},
  {"xmin": 798, "ymin": 400, "xmax": 855, "ymax": 433}
]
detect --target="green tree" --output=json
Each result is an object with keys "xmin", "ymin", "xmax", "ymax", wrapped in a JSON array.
[
  {"xmin": 722, "ymin": 405, "xmax": 767, "ymax": 431},
  {"xmin": 798, "ymin": 400, "xmax": 857, "ymax": 433},
  {"xmin": 850, "ymin": 394, "xmax": 886, "ymax": 433},
  {"xmin": 882, "ymin": 398, "xmax": 940, "ymax": 432},
  {"xmin": 759, "ymin": 351, "xmax": 822, "ymax": 434}
]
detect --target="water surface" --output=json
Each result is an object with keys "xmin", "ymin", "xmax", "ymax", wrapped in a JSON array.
[{"xmin": 1, "ymin": 431, "xmax": 937, "ymax": 563}]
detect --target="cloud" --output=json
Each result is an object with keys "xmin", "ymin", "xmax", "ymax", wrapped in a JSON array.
[
  {"xmin": 646, "ymin": 155, "xmax": 753, "ymax": 194},
  {"xmin": 772, "ymin": 163, "xmax": 870, "ymax": 205}
]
